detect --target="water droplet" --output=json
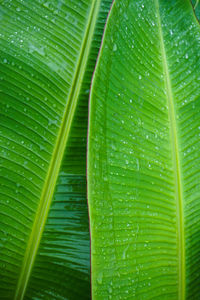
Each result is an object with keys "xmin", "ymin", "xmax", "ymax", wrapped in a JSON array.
[
  {"xmin": 113, "ymin": 44, "xmax": 117, "ymax": 52},
  {"xmin": 136, "ymin": 159, "xmax": 140, "ymax": 170},
  {"xmin": 122, "ymin": 244, "xmax": 129, "ymax": 259},
  {"xmin": 28, "ymin": 42, "xmax": 45, "ymax": 56},
  {"xmin": 48, "ymin": 119, "xmax": 57, "ymax": 126},
  {"xmin": 39, "ymin": 144, "xmax": 45, "ymax": 151},
  {"xmin": 97, "ymin": 272, "xmax": 103, "ymax": 284}
]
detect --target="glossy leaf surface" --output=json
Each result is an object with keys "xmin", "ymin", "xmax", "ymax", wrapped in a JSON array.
[
  {"xmin": 88, "ymin": 0, "xmax": 200, "ymax": 299},
  {"xmin": 192, "ymin": 0, "xmax": 200, "ymax": 19},
  {"xmin": 0, "ymin": 0, "xmax": 111, "ymax": 299}
]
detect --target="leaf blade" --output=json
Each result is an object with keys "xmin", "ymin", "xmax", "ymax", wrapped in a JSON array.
[
  {"xmin": 0, "ymin": 0, "xmax": 112, "ymax": 298},
  {"xmin": 88, "ymin": 0, "xmax": 200, "ymax": 298},
  {"xmin": 14, "ymin": 2, "xmax": 100, "ymax": 295}
]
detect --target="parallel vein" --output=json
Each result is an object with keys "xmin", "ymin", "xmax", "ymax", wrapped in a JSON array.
[
  {"xmin": 155, "ymin": 1, "xmax": 185, "ymax": 299},
  {"xmin": 14, "ymin": 1, "xmax": 101, "ymax": 299}
]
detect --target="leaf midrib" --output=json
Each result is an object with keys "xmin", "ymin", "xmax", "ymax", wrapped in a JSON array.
[
  {"xmin": 14, "ymin": 1, "xmax": 100, "ymax": 299},
  {"xmin": 155, "ymin": 1, "xmax": 185, "ymax": 299}
]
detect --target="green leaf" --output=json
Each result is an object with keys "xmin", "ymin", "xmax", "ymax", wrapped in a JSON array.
[
  {"xmin": 88, "ymin": 0, "xmax": 200, "ymax": 299},
  {"xmin": 192, "ymin": 0, "xmax": 200, "ymax": 20},
  {"xmin": 0, "ymin": 0, "xmax": 111, "ymax": 298}
]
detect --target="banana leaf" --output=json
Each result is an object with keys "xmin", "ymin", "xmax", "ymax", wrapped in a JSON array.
[
  {"xmin": 88, "ymin": 0, "xmax": 200, "ymax": 299},
  {"xmin": 192, "ymin": 0, "xmax": 200, "ymax": 20},
  {"xmin": 0, "ymin": 0, "xmax": 112, "ymax": 299}
]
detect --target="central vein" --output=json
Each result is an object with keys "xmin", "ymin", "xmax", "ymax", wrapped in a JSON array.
[
  {"xmin": 155, "ymin": 0, "xmax": 185, "ymax": 299},
  {"xmin": 14, "ymin": 1, "xmax": 100, "ymax": 299}
]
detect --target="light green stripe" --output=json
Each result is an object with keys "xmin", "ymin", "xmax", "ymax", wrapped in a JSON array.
[
  {"xmin": 155, "ymin": 1, "xmax": 185, "ymax": 299},
  {"xmin": 194, "ymin": 0, "xmax": 199, "ymax": 10},
  {"xmin": 14, "ymin": 1, "xmax": 101, "ymax": 299}
]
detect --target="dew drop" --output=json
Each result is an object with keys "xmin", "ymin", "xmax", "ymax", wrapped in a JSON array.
[
  {"xmin": 97, "ymin": 272, "xmax": 103, "ymax": 284},
  {"xmin": 113, "ymin": 44, "xmax": 117, "ymax": 52}
]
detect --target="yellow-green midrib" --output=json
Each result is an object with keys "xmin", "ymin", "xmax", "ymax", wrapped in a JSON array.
[{"xmin": 155, "ymin": 0, "xmax": 185, "ymax": 299}]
